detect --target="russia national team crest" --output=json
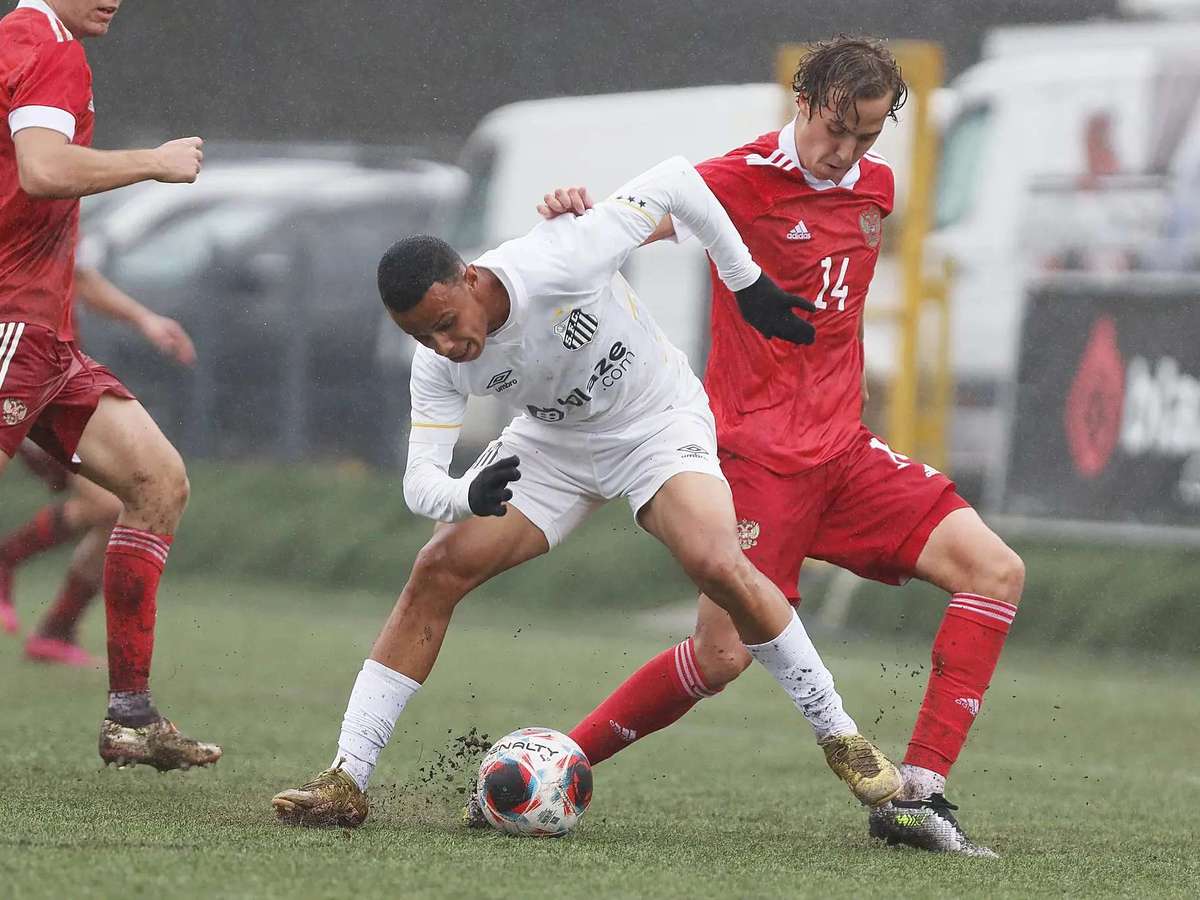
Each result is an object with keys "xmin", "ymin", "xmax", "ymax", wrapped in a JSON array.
[
  {"xmin": 736, "ymin": 519, "xmax": 760, "ymax": 550},
  {"xmin": 554, "ymin": 308, "xmax": 599, "ymax": 351},
  {"xmin": 2, "ymin": 398, "xmax": 28, "ymax": 426},
  {"xmin": 859, "ymin": 206, "xmax": 882, "ymax": 248}
]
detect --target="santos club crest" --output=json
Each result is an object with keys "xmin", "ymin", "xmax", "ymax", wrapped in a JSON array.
[{"xmin": 554, "ymin": 309, "xmax": 599, "ymax": 351}]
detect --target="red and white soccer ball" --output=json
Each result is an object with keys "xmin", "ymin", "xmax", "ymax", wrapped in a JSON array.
[{"xmin": 475, "ymin": 726, "xmax": 593, "ymax": 837}]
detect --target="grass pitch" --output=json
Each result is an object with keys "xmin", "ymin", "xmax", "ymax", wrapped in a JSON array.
[{"xmin": 0, "ymin": 563, "xmax": 1196, "ymax": 899}]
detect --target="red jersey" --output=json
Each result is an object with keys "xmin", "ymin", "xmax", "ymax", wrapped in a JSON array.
[
  {"xmin": 695, "ymin": 123, "xmax": 893, "ymax": 476},
  {"xmin": 0, "ymin": 0, "xmax": 94, "ymax": 341}
]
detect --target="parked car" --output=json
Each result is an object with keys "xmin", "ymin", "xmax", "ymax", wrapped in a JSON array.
[{"xmin": 79, "ymin": 160, "xmax": 466, "ymax": 467}]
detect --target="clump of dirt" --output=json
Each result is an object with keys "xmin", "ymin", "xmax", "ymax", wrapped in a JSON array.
[{"xmin": 370, "ymin": 727, "xmax": 492, "ymax": 826}]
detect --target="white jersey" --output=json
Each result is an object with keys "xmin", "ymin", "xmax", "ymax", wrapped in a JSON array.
[
  {"xmin": 410, "ymin": 232, "xmax": 693, "ymax": 437},
  {"xmin": 403, "ymin": 156, "xmax": 761, "ymax": 522}
]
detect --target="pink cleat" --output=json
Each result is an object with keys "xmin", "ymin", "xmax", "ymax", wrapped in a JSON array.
[
  {"xmin": 0, "ymin": 565, "xmax": 18, "ymax": 635},
  {"xmin": 25, "ymin": 634, "xmax": 99, "ymax": 668}
]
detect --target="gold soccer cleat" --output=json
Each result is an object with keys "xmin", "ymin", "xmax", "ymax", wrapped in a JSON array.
[
  {"xmin": 272, "ymin": 763, "xmax": 369, "ymax": 828},
  {"xmin": 819, "ymin": 733, "xmax": 903, "ymax": 807},
  {"xmin": 99, "ymin": 717, "xmax": 222, "ymax": 772}
]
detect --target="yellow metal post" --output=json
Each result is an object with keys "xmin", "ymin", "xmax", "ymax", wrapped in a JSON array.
[{"xmin": 888, "ymin": 42, "xmax": 945, "ymax": 460}]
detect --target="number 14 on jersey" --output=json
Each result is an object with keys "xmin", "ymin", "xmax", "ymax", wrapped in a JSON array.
[{"xmin": 814, "ymin": 256, "xmax": 850, "ymax": 311}]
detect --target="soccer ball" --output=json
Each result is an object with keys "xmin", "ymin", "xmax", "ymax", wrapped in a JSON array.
[{"xmin": 475, "ymin": 726, "xmax": 593, "ymax": 837}]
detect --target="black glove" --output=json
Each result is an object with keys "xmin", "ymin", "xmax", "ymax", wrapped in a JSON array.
[
  {"xmin": 734, "ymin": 272, "xmax": 817, "ymax": 345},
  {"xmin": 468, "ymin": 454, "xmax": 521, "ymax": 517}
]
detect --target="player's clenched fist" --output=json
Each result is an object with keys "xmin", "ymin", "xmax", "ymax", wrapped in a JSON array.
[
  {"xmin": 153, "ymin": 137, "xmax": 204, "ymax": 184},
  {"xmin": 468, "ymin": 454, "xmax": 521, "ymax": 517},
  {"xmin": 734, "ymin": 272, "xmax": 817, "ymax": 346}
]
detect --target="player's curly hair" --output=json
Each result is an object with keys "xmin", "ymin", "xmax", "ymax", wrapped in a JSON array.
[
  {"xmin": 378, "ymin": 234, "xmax": 465, "ymax": 313},
  {"xmin": 792, "ymin": 35, "xmax": 907, "ymax": 123}
]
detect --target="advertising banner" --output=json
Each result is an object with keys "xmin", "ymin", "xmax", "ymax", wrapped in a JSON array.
[{"xmin": 1003, "ymin": 276, "xmax": 1200, "ymax": 527}]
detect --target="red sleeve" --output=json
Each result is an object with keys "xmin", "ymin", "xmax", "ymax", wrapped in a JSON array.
[
  {"xmin": 696, "ymin": 155, "xmax": 763, "ymax": 229},
  {"xmin": 876, "ymin": 163, "xmax": 896, "ymax": 218},
  {"xmin": 7, "ymin": 39, "xmax": 90, "ymax": 140}
]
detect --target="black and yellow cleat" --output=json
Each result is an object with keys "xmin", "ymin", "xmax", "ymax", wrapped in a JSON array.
[
  {"xmin": 272, "ymin": 764, "xmax": 369, "ymax": 828},
  {"xmin": 99, "ymin": 717, "xmax": 222, "ymax": 772},
  {"xmin": 869, "ymin": 793, "xmax": 999, "ymax": 858},
  {"xmin": 819, "ymin": 733, "xmax": 903, "ymax": 807}
]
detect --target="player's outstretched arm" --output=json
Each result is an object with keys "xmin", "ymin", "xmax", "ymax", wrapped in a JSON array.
[
  {"xmin": 540, "ymin": 166, "xmax": 816, "ymax": 346},
  {"xmin": 74, "ymin": 267, "xmax": 197, "ymax": 365},
  {"xmin": 539, "ymin": 186, "xmax": 677, "ymax": 246},
  {"xmin": 14, "ymin": 128, "xmax": 203, "ymax": 200}
]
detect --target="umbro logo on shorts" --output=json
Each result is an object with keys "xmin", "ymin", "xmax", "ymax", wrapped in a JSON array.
[
  {"xmin": 554, "ymin": 309, "xmax": 599, "ymax": 351},
  {"xmin": 486, "ymin": 369, "xmax": 518, "ymax": 392},
  {"xmin": 677, "ymin": 444, "xmax": 708, "ymax": 459}
]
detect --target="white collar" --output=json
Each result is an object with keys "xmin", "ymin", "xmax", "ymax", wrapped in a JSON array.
[
  {"xmin": 17, "ymin": 0, "xmax": 73, "ymax": 39},
  {"xmin": 778, "ymin": 117, "xmax": 861, "ymax": 191}
]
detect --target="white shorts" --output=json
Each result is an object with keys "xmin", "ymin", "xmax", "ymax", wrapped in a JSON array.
[{"xmin": 468, "ymin": 385, "xmax": 726, "ymax": 547}]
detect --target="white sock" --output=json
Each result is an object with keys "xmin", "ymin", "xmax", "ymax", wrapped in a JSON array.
[
  {"xmin": 744, "ymin": 610, "xmax": 858, "ymax": 741},
  {"xmin": 899, "ymin": 763, "xmax": 946, "ymax": 800},
  {"xmin": 332, "ymin": 659, "xmax": 421, "ymax": 792}
]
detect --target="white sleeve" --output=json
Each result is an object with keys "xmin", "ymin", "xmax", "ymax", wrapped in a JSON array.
[
  {"xmin": 600, "ymin": 156, "xmax": 760, "ymax": 290},
  {"xmin": 500, "ymin": 156, "xmax": 759, "ymax": 297},
  {"xmin": 402, "ymin": 348, "xmax": 474, "ymax": 522}
]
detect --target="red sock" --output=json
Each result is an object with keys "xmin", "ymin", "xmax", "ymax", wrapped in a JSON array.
[
  {"xmin": 904, "ymin": 593, "xmax": 1017, "ymax": 777},
  {"xmin": 569, "ymin": 638, "xmax": 717, "ymax": 765},
  {"xmin": 104, "ymin": 526, "xmax": 172, "ymax": 693},
  {"xmin": 38, "ymin": 569, "xmax": 101, "ymax": 640},
  {"xmin": 0, "ymin": 504, "xmax": 71, "ymax": 566}
]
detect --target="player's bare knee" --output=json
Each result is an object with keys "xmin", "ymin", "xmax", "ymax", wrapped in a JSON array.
[
  {"xmin": 993, "ymin": 546, "xmax": 1025, "ymax": 605},
  {"xmin": 409, "ymin": 541, "xmax": 474, "ymax": 606},
  {"xmin": 693, "ymin": 635, "xmax": 751, "ymax": 689},
  {"xmin": 968, "ymin": 544, "xmax": 1025, "ymax": 606},
  {"xmin": 682, "ymin": 544, "xmax": 745, "ymax": 599}
]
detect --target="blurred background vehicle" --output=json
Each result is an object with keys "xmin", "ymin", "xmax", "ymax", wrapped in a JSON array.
[{"xmin": 78, "ymin": 152, "xmax": 466, "ymax": 467}]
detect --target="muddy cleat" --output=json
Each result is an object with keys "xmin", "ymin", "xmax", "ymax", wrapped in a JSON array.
[
  {"xmin": 272, "ymin": 763, "xmax": 368, "ymax": 828},
  {"xmin": 819, "ymin": 733, "xmax": 903, "ymax": 806},
  {"xmin": 99, "ymin": 717, "xmax": 222, "ymax": 772},
  {"xmin": 25, "ymin": 634, "xmax": 99, "ymax": 668},
  {"xmin": 0, "ymin": 566, "xmax": 18, "ymax": 635},
  {"xmin": 461, "ymin": 779, "xmax": 487, "ymax": 829},
  {"xmin": 869, "ymin": 793, "xmax": 999, "ymax": 858}
]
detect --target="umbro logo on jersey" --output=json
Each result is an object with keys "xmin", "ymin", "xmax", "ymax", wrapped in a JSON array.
[
  {"xmin": 486, "ymin": 369, "xmax": 518, "ymax": 392},
  {"xmin": 554, "ymin": 309, "xmax": 598, "ymax": 351},
  {"xmin": 677, "ymin": 444, "xmax": 709, "ymax": 459},
  {"xmin": 786, "ymin": 220, "xmax": 811, "ymax": 241}
]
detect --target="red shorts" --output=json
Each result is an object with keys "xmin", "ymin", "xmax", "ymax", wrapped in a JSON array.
[
  {"xmin": 722, "ymin": 427, "xmax": 969, "ymax": 602},
  {"xmin": 0, "ymin": 322, "xmax": 134, "ymax": 469}
]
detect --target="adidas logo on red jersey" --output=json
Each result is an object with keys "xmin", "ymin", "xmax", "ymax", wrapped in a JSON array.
[{"xmin": 786, "ymin": 220, "xmax": 811, "ymax": 241}]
